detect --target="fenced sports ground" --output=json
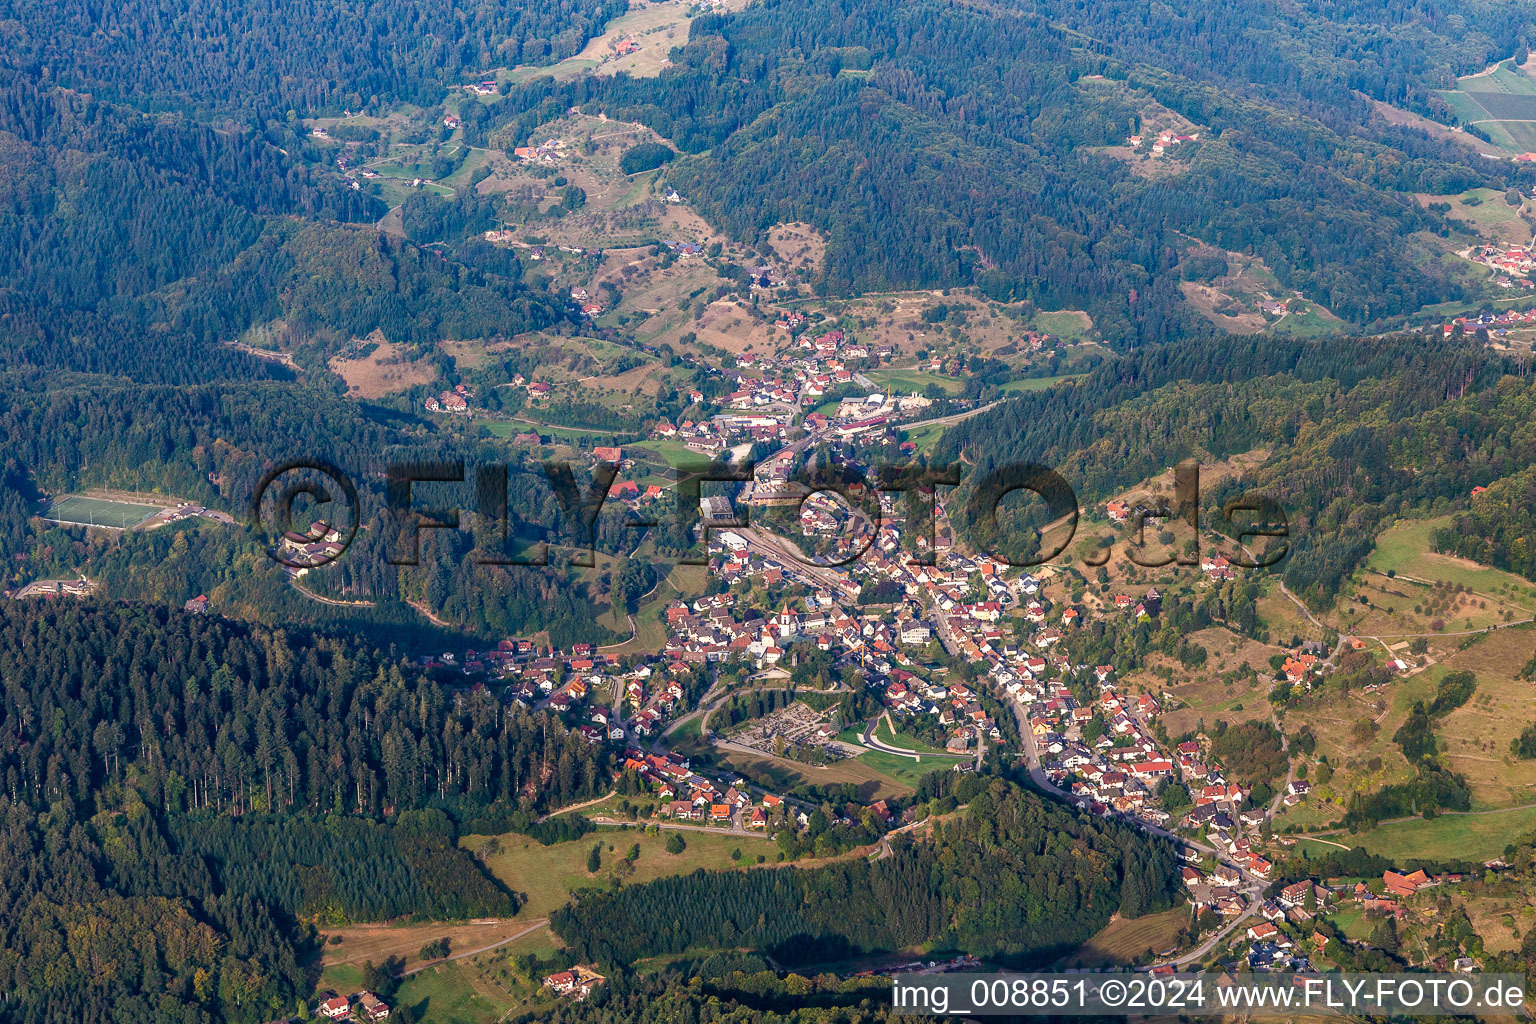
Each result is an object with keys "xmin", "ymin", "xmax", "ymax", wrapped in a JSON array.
[{"xmin": 41, "ymin": 495, "xmax": 163, "ymax": 530}]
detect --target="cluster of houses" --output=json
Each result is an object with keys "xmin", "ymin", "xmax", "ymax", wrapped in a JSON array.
[
  {"xmin": 158, "ymin": 501, "xmax": 233, "ymax": 526},
  {"xmin": 1463, "ymin": 244, "xmax": 1536, "ymax": 289},
  {"xmin": 11, "ymin": 576, "xmax": 97, "ymax": 600},
  {"xmin": 726, "ymin": 322, "xmax": 893, "ymax": 408},
  {"xmin": 276, "ymin": 520, "xmax": 345, "ymax": 576},
  {"xmin": 621, "ymin": 750, "xmax": 783, "ymax": 829},
  {"xmin": 1127, "ymin": 129, "xmax": 1200, "ymax": 155},
  {"xmin": 1027, "ymin": 659, "xmax": 1191, "ymax": 830},
  {"xmin": 881, "ymin": 673, "xmax": 996, "ymax": 755},
  {"xmin": 512, "ymin": 137, "xmax": 563, "ymax": 162},
  {"xmin": 697, "ymin": 509, "xmax": 1023, "ymax": 749},
  {"xmin": 507, "ymin": 373, "xmax": 554, "ymax": 400},
  {"xmin": 630, "ymin": 324, "xmax": 939, "ymax": 459},
  {"xmin": 662, "ymin": 583, "xmax": 858, "ymax": 668},
  {"xmin": 1197, "ymin": 867, "xmax": 1487, "ymax": 971},
  {"xmin": 1242, "ymin": 918, "xmax": 1314, "ymax": 972},
  {"xmin": 424, "ymin": 384, "xmax": 474, "ymax": 414},
  {"xmin": 1435, "ymin": 305, "xmax": 1536, "ymax": 337},
  {"xmin": 751, "ymin": 264, "xmax": 788, "ymax": 289},
  {"xmin": 570, "ymin": 286, "xmax": 605, "ymax": 319},
  {"xmin": 318, "ymin": 990, "xmax": 390, "ymax": 1021},
  {"xmin": 649, "ymin": 413, "xmax": 728, "ymax": 456}
]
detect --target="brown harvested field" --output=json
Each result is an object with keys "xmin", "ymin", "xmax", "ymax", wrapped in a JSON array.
[
  {"xmin": 1158, "ymin": 663, "xmax": 1277, "ymax": 738},
  {"xmin": 1091, "ymin": 143, "xmax": 1195, "ymax": 181},
  {"xmin": 1189, "ymin": 625, "xmax": 1283, "ymax": 675},
  {"xmin": 1051, "ymin": 448, "xmax": 1275, "ymax": 592},
  {"xmin": 1256, "ymin": 587, "xmax": 1327, "ymax": 644},
  {"xmin": 1463, "ymin": 894, "xmax": 1532, "ymax": 954},
  {"xmin": 1075, "ymin": 77, "xmax": 1204, "ymax": 174},
  {"xmin": 717, "ymin": 748, "xmax": 914, "ymax": 801},
  {"xmin": 688, "ymin": 299, "xmax": 774, "ymax": 355},
  {"xmin": 1180, "ymin": 281, "xmax": 1267, "ymax": 333},
  {"xmin": 583, "ymin": 249, "xmax": 760, "ymax": 355},
  {"xmin": 319, "ymin": 918, "xmax": 542, "ymax": 975},
  {"xmin": 766, "ymin": 222, "xmax": 827, "ymax": 277},
  {"xmin": 1428, "ymin": 624, "xmax": 1536, "ymax": 807},
  {"xmin": 1053, "ymin": 907, "xmax": 1190, "ymax": 969},
  {"xmin": 442, "ymin": 337, "xmax": 515, "ymax": 372},
  {"xmin": 479, "ymin": 116, "xmax": 691, "ymax": 246},
  {"xmin": 652, "ymin": 204, "xmax": 731, "ymax": 249},
  {"xmin": 505, "ymin": 0, "xmax": 750, "ymax": 84},
  {"xmin": 594, "ymin": 359, "xmax": 665, "ymax": 395},
  {"xmin": 329, "ymin": 335, "xmax": 436, "ymax": 397},
  {"xmin": 804, "ymin": 289, "xmax": 1053, "ymax": 360}
]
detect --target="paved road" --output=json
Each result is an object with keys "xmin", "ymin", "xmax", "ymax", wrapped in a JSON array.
[
  {"xmin": 537, "ymin": 792, "xmax": 616, "ymax": 822},
  {"xmin": 1171, "ymin": 902, "xmax": 1260, "ymax": 967},
  {"xmin": 928, "ymin": 599, "xmax": 987, "ymax": 770},
  {"xmin": 896, "ymin": 397, "xmax": 1007, "ymax": 432},
  {"xmin": 859, "ymin": 713, "xmax": 928, "ymax": 761},
  {"xmin": 871, "ymin": 809, "xmax": 933, "ymax": 860},
  {"xmin": 1008, "ymin": 696, "xmax": 1267, "ymax": 968},
  {"xmin": 1267, "ymin": 708, "xmax": 1293, "ymax": 820}
]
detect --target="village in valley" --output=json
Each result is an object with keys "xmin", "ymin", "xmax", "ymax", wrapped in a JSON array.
[
  {"xmin": 78, "ymin": 86, "xmax": 1536, "ymax": 1018},
  {"xmin": 329, "ymin": 402, "xmax": 1507, "ymax": 993},
  {"xmin": 27, "ymin": 27, "xmax": 1536, "ymax": 1022},
  {"xmin": 28, "ymin": 89, "xmax": 1536, "ymax": 1018}
]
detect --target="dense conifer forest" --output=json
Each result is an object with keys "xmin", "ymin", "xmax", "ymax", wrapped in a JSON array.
[
  {"xmin": 934, "ymin": 332, "xmax": 1535, "ymax": 607},
  {"xmin": 552, "ymin": 775, "xmax": 1182, "ymax": 968},
  {"xmin": 0, "ymin": 0, "xmax": 628, "ymax": 115}
]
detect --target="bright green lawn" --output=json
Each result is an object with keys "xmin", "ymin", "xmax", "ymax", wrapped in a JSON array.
[
  {"xmin": 392, "ymin": 958, "xmax": 506, "ymax": 1024},
  {"xmin": 856, "ymin": 748, "xmax": 966, "ymax": 787},
  {"xmin": 463, "ymin": 828, "xmax": 777, "ymax": 919},
  {"xmin": 1367, "ymin": 517, "xmax": 1536, "ymax": 609},
  {"xmin": 1030, "ymin": 310, "xmax": 1094, "ymax": 341},
  {"xmin": 875, "ymin": 717, "xmax": 955, "ymax": 756},
  {"xmin": 1335, "ymin": 804, "xmax": 1536, "ymax": 862}
]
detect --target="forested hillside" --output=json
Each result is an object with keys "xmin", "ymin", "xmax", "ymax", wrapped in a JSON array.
[
  {"xmin": 552, "ymin": 777, "xmax": 1181, "ymax": 968},
  {"xmin": 1435, "ymin": 465, "xmax": 1536, "ymax": 579},
  {"xmin": 933, "ymin": 332, "xmax": 1535, "ymax": 607},
  {"xmin": 487, "ymin": 0, "xmax": 1526, "ymax": 340},
  {"xmin": 0, "ymin": 0, "xmax": 627, "ymax": 115},
  {"xmin": 0, "ymin": 368, "xmax": 650, "ymax": 644},
  {"xmin": 0, "ymin": 601, "xmax": 601, "ymax": 1022},
  {"xmin": 0, "ymin": 602, "xmax": 614, "ymax": 816},
  {"xmin": 1026, "ymin": 0, "xmax": 1532, "ymax": 120},
  {"xmin": 0, "ymin": 82, "xmax": 571, "ymax": 384}
]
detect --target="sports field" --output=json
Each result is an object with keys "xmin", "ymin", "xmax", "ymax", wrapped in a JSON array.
[{"xmin": 42, "ymin": 495, "xmax": 162, "ymax": 529}]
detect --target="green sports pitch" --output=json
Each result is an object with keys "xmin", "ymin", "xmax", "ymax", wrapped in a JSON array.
[{"xmin": 42, "ymin": 495, "xmax": 163, "ymax": 529}]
